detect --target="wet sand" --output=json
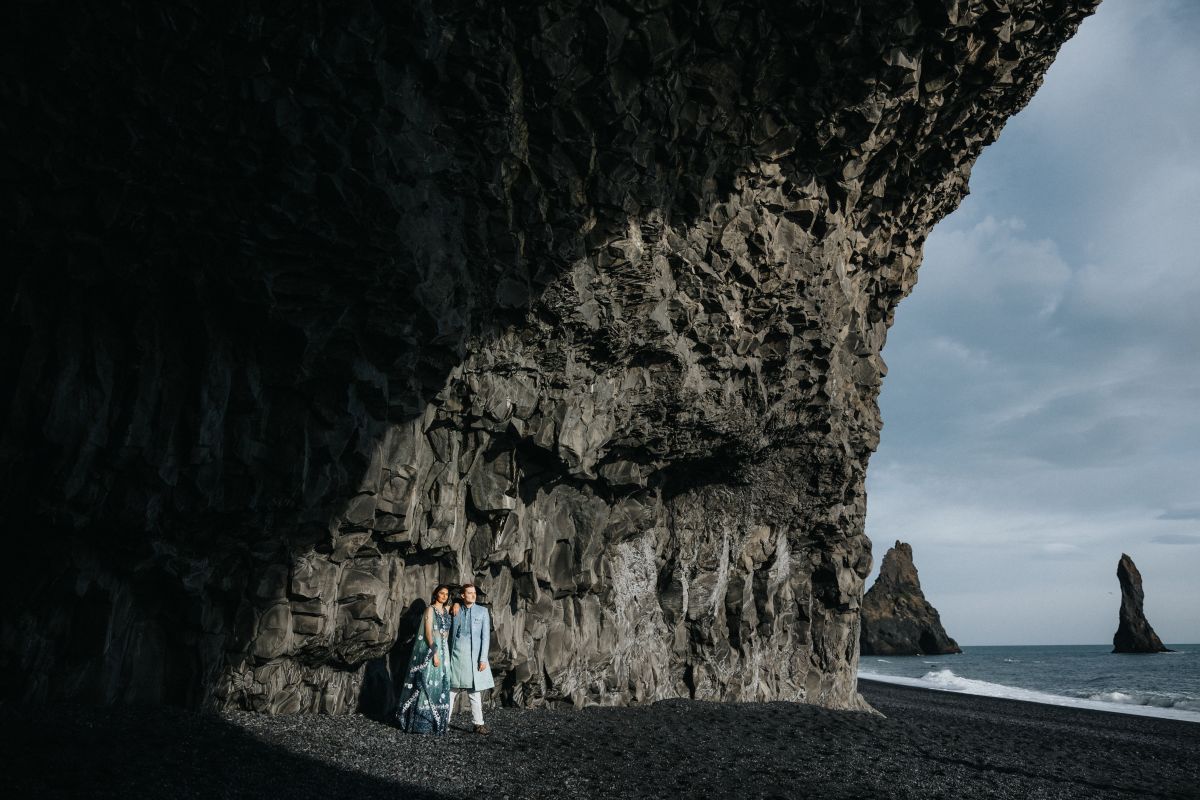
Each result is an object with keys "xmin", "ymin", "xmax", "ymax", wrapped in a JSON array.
[{"xmin": 3, "ymin": 679, "xmax": 1197, "ymax": 799}]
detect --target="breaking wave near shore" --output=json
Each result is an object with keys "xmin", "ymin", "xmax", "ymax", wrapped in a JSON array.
[{"xmin": 858, "ymin": 644, "xmax": 1200, "ymax": 723}]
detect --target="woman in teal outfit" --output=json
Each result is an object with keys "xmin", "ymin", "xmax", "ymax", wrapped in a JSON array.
[{"xmin": 395, "ymin": 584, "xmax": 452, "ymax": 735}]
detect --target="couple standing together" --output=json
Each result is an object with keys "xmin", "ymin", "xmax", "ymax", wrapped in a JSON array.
[{"xmin": 395, "ymin": 583, "xmax": 493, "ymax": 736}]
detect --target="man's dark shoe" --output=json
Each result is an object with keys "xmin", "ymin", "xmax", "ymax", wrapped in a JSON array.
[{"xmin": 474, "ymin": 724, "xmax": 491, "ymax": 735}]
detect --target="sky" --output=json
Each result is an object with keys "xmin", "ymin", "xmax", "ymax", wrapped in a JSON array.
[{"xmin": 865, "ymin": 0, "xmax": 1200, "ymax": 646}]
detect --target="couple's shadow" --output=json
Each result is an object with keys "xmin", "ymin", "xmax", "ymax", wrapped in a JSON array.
[{"xmin": 358, "ymin": 598, "xmax": 423, "ymax": 722}]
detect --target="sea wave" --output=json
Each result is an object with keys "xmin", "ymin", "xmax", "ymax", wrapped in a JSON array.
[
  {"xmin": 1084, "ymin": 690, "xmax": 1200, "ymax": 712},
  {"xmin": 858, "ymin": 668, "xmax": 1200, "ymax": 723}
]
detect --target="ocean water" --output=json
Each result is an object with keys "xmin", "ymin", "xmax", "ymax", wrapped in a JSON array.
[{"xmin": 858, "ymin": 644, "xmax": 1200, "ymax": 723}]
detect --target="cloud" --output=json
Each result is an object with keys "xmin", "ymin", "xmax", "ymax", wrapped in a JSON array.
[
  {"xmin": 869, "ymin": 0, "xmax": 1200, "ymax": 645},
  {"xmin": 1151, "ymin": 534, "xmax": 1200, "ymax": 546},
  {"xmin": 1158, "ymin": 506, "xmax": 1200, "ymax": 521},
  {"xmin": 1041, "ymin": 542, "xmax": 1082, "ymax": 558},
  {"xmin": 910, "ymin": 215, "xmax": 1072, "ymax": 346},
  {"xmin": 965, "ymin": 0, "xmax": 1200, "ymax": 351}
]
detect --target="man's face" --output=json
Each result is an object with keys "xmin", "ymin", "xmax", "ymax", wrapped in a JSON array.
[{"xmin": 462, "ymin": 586, "xmax": 477, "ymax": 605}]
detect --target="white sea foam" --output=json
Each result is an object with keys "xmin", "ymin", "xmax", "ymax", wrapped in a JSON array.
[
  {"xmin": 1085, "ymin": 690, "xmax": 1200, "ymax": 712},
  {"xmin": 859, "ymin": 668, "xmax": 1200, "ymax": 723},
  {"xmin": 1090, "ymin": 690, "xmax": 1134, "ymax": 704},
  {"xmin": 875, "ymin": 659, "xmax": 891, "ymax": 663}
]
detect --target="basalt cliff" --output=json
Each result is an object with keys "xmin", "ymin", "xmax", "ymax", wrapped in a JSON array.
[
  {"xmin": 1, "ymin": 0, "xmax": 1096, "ymax": 713},
  {"xmin": 1112, "ymin": 554, "xmax": 1171, "ymax": 654},
  {"xmin": 860, "ymin": 541, "xmax": 960, "ymax": 656}
]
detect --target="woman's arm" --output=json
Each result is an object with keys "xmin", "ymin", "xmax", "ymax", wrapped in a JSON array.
[{"xmin": 423, "ymin": 607, "xmax": 435, "ymax": 647}]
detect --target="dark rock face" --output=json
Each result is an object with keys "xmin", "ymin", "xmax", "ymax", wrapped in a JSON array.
[
  {"xmin": 1112, "ymin": 554, "xmax": 1171, "ymax": 654},
  {"xmin": 1, "ymin": 1, "xmax": 1094, "ymax": 712},
  {"xmin": 860, "ymin": 541, "xmax": 960, "ymax": 656}
]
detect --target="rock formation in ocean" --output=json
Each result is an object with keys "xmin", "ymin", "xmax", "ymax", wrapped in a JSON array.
[
  {"xmin": 860, "ymin": 541, "xmax": 960, "ymax": 656},
  {"xmin": 1, "ymin": 0, "xmax": 1095, "ymax": 713},
  {"xmin": 1112, "ymin": 554, "xmax": 1171, "ymax": 654}
]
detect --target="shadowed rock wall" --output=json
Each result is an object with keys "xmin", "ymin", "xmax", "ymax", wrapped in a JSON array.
[{"xmin": 1, "ymin": 0, "xmax": 1096, "ymax": 712}]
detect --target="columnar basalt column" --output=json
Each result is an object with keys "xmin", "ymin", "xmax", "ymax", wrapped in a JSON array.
[{"xmin": 2, "ymin": 0, "xmax": 1098, "ymax": 712}]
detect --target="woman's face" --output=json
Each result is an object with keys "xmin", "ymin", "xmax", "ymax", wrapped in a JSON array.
[{"xmin": 435, "ymin": 587, "xmax": 449, "ymax": 604}]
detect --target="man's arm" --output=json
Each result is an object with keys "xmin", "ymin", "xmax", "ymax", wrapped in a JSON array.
[{"xmin": 479, "ymin": 607, "xmax": 490, "ymax": 670}]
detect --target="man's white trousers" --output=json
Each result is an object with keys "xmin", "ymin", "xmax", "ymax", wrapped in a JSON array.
[{"xmin": 450, "ymin": 690, "xmax": 484, "ymax": 725}]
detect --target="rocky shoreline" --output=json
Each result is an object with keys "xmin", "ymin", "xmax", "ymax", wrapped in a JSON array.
[{"xmin": 5, "ymin": 680, "xmax": 1197, "ymax": 799}]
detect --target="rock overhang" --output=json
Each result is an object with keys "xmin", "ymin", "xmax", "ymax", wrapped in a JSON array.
[{"xmin": 1, "ymin": 0, "xmax": 1099, "ymax": 712}]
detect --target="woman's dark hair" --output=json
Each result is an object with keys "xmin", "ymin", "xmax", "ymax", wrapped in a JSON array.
[{"xmin": 430, "ymin": 584, "xmax": 452, "ymax": 604}]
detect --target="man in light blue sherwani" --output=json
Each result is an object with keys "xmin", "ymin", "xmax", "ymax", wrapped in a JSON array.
[{"xmin": 449, "ymin": 583, "xmax": 495, "ymax": 734}]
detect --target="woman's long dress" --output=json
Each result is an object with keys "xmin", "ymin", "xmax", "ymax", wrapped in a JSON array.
[{"xmin": 395, "ymin": 608, "xmax": 451, "ymax": 735}]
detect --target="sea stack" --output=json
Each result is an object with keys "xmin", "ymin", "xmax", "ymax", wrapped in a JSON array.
[
  {"xmin": 860, "ymin": 541, "xmax": 961, "ymax": 656},
  {"xmin": 1112, "ymin": 554, "xmax": 1172, "ymax": 653}
]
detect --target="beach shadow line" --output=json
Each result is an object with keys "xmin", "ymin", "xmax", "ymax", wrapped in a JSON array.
[{"xmin": 0, "ymin": 702, "xmax": 452, "ymax": 800}]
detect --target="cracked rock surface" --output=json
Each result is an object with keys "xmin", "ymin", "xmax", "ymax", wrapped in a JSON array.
[{"xmin": 2, "ymin": 0, "xmax": 1095, "ymax": 712}]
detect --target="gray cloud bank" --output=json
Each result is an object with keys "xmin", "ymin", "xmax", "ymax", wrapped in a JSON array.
[{"xmin": 866, "ymin": 0, "xmax": 1200, "ymax": 646}]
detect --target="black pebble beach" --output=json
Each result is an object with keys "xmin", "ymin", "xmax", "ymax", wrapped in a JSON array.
[{"xmin": 5, "ymin": 680, "xmax": 1197, "ymax": 799}]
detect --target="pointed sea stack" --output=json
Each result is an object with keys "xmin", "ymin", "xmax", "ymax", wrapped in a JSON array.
[
  {"xmin": 860, "ymin": 541, "xmax": 961, "ymax": 656},
  {"xmin": 1112, "ymin": 554, "xmax": 1173, "ymax": 653}
]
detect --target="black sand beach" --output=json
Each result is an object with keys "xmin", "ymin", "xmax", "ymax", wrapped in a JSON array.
[{"xmin": 4, "ymin": 680, "xmax": 1197, "ymax": 799}]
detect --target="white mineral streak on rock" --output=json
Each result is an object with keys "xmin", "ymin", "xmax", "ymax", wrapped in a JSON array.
[{"xmin": 678, "ymin": 558, "xmax": 691, "ymax": 621}]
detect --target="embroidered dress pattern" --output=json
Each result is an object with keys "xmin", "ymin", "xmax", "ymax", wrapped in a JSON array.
[{"xmin": 395, "ymin": 608, "xmax": 451, "ymax": 735}]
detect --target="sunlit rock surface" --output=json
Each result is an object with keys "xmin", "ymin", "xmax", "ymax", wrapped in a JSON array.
[
  {"xmin": 2, "ymin": 0, "xmax": 1096, "ymax": 712},
  {"xmin": 859, "ymin": 541, "xmax": 960, "ymax": 657},
  {"xmin": 1112, "ymin": 554, "xmax": 1171, "ymax": 654}
]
